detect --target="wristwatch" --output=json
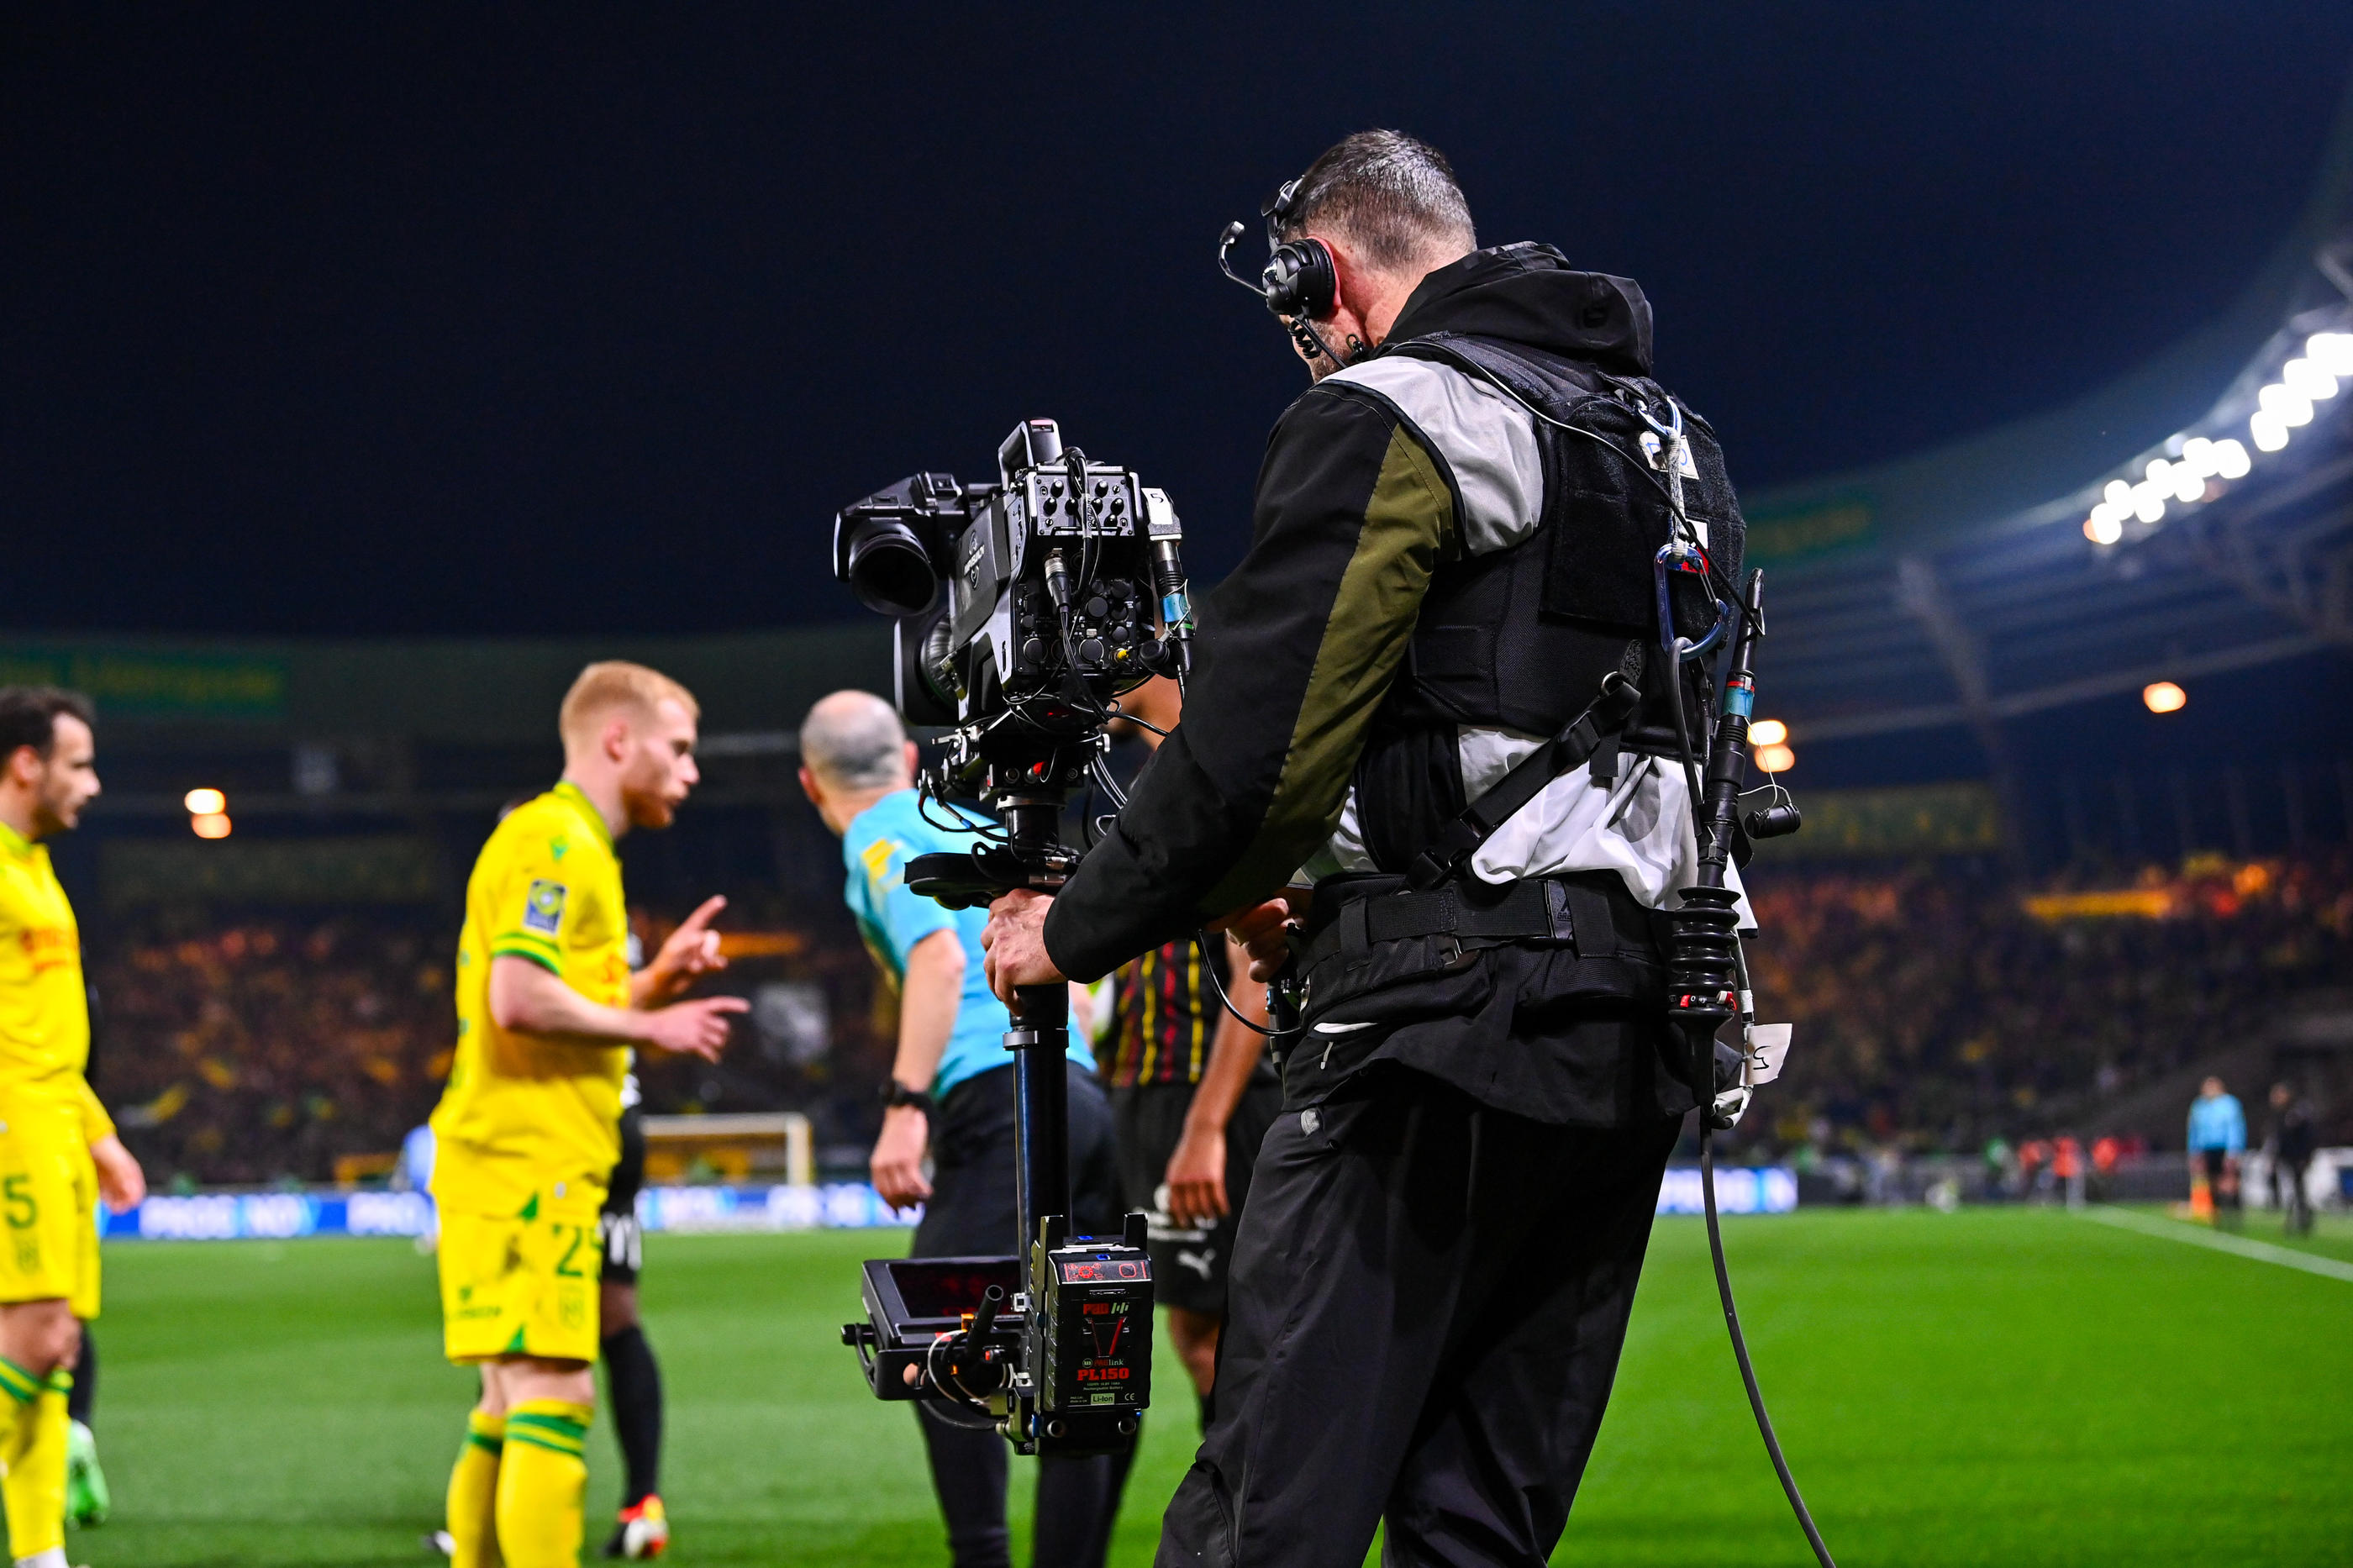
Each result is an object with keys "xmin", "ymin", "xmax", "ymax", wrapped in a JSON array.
[{"xmin": 879, "ymin": 1080, "xmax": 935, "ymax": 1114}]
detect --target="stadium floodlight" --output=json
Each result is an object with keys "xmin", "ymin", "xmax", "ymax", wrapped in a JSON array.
[
  {"xmin": 2129, "ymin": 480, "xmax": 2167, "ymax": 524},
  {"xmin": 2084, "ymin": 508, "xmax": 2124, "ymax": 545},
  {"xmin": 2171, "ymin": 466, "xmax": 2206, "ymax": 504},
  {"xmin": 2250, "ymin": 409, "xmax": 2291, "ymax": 451},
  {"xmin": 2259, "ymin": 382, "xmax": 2315, "ymax": 427},
  {"xmin": 190, "ymin": 812, "xmax": 232, "ymax": 839},
  {"xmin": 1755, "ymin": 741, "xmax": 1795, "ymax": 773},
  {"xmin": 1749, "ymin": 717, "xmax": 1789, "ymax": 746},
  {"xmin": 2212, "ymin": 438, "xmax": 2252, "ymax": 478},
  {"xmin": 2179, "ymin": 436, "xmax": 2218, "ymax": 476},
  {"xmin": 2142, "ymin": 681, "xmax": 2187, "ymax": 714},
  {"xmin": 2306, "ymin": 331, "xmax": 2353, "ymax": 375},
  {"xmin": 2144, "ymin": 457, "xmax": 2173, "ymax": 487},
  {"xmin": 2103, "ymin": 478, "xmax": 2134, "ymax": 508},
  {"xmin": 2282, "ymin": 357, "xmax": 2340, "ymax": 401},
  {"xmin": 183, "ymin": 787, "xmax": 226, "ymax": 815}
]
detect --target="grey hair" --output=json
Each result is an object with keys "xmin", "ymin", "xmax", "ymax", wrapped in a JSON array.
[
  {"xmin": 1277, "ymin": 130, "xmax": 1476, "ymax": 273},
  {"xmin": 798, "ymin": 690, "xmax": 909, "ymax": 790}
]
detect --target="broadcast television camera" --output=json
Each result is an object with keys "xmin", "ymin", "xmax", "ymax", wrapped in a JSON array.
[
  {"xmin": 833, "ymin": 417, "xmax": 1193, "ymax": 741},
  {"xmin": 834, "ymin": 418, "xmax": 1187, "ymax": 1456}
]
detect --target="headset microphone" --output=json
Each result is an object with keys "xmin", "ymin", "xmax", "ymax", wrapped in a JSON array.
[{"xmin": 1216, "ymin": 176, "xmax": 1350, "ymax": 368}]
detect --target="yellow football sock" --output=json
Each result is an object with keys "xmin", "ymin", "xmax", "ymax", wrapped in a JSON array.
[
  {"xmin": 496, "ymin": 1399, "xmax": 591, "ymax": 1568},
  {"xmin": 447, "ymin": 1409, "xmax": 506, "ymax": 1568},
  {"xmin": 0, "ymin": 1364, "xmax": 70, "ymax": 1564}
]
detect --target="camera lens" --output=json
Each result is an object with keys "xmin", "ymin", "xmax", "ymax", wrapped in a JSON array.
[{"xmin": 844, "ymin": 515, "xmax": 940, "ymax": 616}]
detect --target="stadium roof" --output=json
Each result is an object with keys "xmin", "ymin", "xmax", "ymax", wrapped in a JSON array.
[{"xmin": 1747, "ymin": 72, "xmax": 2353, "ymax": 747}]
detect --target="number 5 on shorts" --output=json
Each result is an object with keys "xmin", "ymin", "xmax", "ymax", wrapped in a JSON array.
[{"xmin": 3, "ymin": 1176, "xmax": 37, "ymax": 1229}]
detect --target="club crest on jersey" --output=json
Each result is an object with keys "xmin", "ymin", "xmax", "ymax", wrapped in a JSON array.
[{"xmin": 524, "ymin": 880, "xmax": 568, "ymax": 935}]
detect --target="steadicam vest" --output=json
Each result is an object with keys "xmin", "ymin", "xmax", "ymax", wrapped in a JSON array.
[{"xmin": 1346, "ymin": 331, "xmax": 1748, "ymax": 873}]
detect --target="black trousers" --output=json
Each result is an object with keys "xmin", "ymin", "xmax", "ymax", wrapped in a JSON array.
[
  {"xmin": 1112, "ymin": 1077, "xmax": 1285, "ymax": 1318},
  {"xmin": 913, "ymin": 1060, "xmax": 1132, "ymax": 1568},
  {"xmin": 1155, "ymin": 1068, "xmax": 1680, "ymax": 1568}
]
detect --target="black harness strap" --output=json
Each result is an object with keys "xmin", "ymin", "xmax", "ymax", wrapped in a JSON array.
[{"xmin": 1404, "ymin": 672, "xmax": 1643, "ymax": 892}]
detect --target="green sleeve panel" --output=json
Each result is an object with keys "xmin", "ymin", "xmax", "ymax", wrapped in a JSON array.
[
  {"xmin": 1201, "ymin": 424, "xmax": 1455, "ymax": 912},
  {"xmin": 1045, "ymin": 386, "xmax": 1455, "ymax": 981}
]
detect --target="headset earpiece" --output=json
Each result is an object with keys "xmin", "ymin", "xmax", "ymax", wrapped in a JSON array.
[
  {"xmin": 1254, "ymin": 176, "xmax": 1337, "ymax": 323},
  {"xmin": 1260, "ymin": 237, "xmax": 1335, "ymax": 323}
]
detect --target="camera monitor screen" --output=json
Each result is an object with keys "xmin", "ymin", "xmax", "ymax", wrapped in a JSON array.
[{"xmin": 877, "ymin": 1257, "xmax": 1021, "ymax": 1327}]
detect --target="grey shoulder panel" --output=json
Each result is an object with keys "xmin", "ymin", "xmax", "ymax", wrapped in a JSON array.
[{"xmin": 1327, "ymin": 355, "xmax": 1542, "ymax": 555}]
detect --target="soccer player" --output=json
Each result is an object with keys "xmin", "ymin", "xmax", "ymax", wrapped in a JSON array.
[
  {"xmin": 596, "ymin": 1073, "xmax": 666, "ymax": 1559},
  {"xmin": 0, "ymin": 687, "xmax": 146, "ymax": 1568},
  {"xmin": 1098, "ymin": 677, "xmax": 1280, "ymax": 1427},
  {"xmin": 430, "ymin": 664, "xmax": 745, "ymax": 1568}
]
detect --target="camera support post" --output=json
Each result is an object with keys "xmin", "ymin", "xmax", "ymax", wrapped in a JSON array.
[
  {"xmin": 995, "ymin": 798, "xmax": 1075, "ymax": 1259},
  {"xmin": 887, "ymin": 771, "xmax": 1153, "ymax": 1458}
]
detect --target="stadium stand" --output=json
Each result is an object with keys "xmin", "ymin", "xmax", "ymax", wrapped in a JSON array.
[{"xmin": 1733, "ymin": 850, "xmax": 2353, "ymax": 1165}]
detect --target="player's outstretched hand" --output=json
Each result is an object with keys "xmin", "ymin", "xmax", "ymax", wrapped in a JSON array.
[
  {"xmin": 90, "ymin": 1133, "xmax": 147, "ymax": 1213},
  {"xmin": 1209, "ymin": 892, "xmax": 1303, "ymax": 981},
  {"xmin": 644, "ymin": 994, "xmax": 747, "ymax": 1061},
  {"xmin": 1164, "ymin": 1124, "xmax": 1229, "ymax": 1228},
  {"xmin": 644, "ymin": 895, "xmax": 729, "ymax": 1002}
]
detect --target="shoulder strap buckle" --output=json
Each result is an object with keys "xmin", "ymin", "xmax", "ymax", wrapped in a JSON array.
[{"xmin": 1404, "ymin": 671, "xmax": 1642, "ymax": 892}]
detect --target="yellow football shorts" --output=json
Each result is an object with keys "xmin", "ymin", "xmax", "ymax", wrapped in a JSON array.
[
  {"xmin": 437, "ymin": 1196, "xmax": 605, "ymax": 1365},
  {"xmin": 0, "ymin": 1101, "xmax": 99, "ymax": 1320}
]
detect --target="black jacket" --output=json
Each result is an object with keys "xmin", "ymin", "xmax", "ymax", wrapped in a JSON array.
[{"xmin": 1044, "ymin": 245, "xmax": 1657, "ymax": 983}]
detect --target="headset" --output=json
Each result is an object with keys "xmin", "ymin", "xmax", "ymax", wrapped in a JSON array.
[{"xmin": 1219, "ymin": 176, "xmax": 1353, "ymax": 369}]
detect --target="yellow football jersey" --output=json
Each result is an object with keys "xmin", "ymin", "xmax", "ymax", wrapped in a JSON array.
[
  {"xmin": 0, "ymin": 820, "xmax": 114, "ymax": 1144},
  {"xmin": 430, "ymin": 782, "xmax": 630, "ymax": 1214}
]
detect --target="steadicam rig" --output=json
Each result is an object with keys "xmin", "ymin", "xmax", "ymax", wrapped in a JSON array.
[{"xmin": 833, "ymin": 420, "xmax": 1173, "ymax": 1458}]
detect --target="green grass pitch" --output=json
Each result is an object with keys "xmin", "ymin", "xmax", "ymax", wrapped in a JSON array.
[{"xmin": 66, "ymin": 1205, "xmax": 2353, "ymax": 1566}]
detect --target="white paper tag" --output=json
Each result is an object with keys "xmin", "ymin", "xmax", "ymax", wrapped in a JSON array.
[
  {"xmin": 1639, "ymin": 429, "xmax": 1701, "ymax": 478},
  {"xmin": 1746, "ymin": 1023, "xmax": 1792, "ymax": 1086}
]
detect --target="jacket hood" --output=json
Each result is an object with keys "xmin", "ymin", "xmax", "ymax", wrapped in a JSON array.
[{"xmin": 1386, "ymin": 243, "xmax": 1653, "ymax": 376}]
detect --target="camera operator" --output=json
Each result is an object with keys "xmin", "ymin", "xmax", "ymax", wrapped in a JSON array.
[
  {"xmin": 797, "ymin": 691, "xmax": 1129, "ymax": 1568},
  {"xmin": 983, "ymin": 131, "xmax": 1747, "ymax": 1567}
]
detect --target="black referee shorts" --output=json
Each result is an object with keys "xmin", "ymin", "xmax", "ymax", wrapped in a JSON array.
[
  {"xmin": 600, "ymin": 1104, "xmax": 647, "ymax": 1286},
  {"xmin": 1113, "ymin": 1076, "xmax": 1282, "ymax": 1317},
  {"xmin": 913, "ymin": 1060, "xmax": 1121, "ymax": 1258}
]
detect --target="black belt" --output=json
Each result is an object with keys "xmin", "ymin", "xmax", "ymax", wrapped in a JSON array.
[{"xmin": 1299, "ymin": 871, "xmax": 1640, "ymax": 971}]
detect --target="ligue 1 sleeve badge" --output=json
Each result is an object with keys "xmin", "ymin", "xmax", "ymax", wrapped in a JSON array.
[{"xmin": 523, "ymin": 880, "xmax": 568, "ymax": 935}]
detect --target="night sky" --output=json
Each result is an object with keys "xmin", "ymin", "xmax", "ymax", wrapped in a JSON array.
[{"xmin": 7, "ymin": 5, "xmax": 2351, "ymax": 639}]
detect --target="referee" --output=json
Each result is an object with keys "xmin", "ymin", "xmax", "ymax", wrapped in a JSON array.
[{"xmin": 799, "ymin": 691, "xmax": 1129, "ymax": 1568}]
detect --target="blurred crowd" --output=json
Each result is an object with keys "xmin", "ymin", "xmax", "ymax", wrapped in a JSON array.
[
  {"xmin": 89, "ymin": 907, "xmax": 887, "ymax": 1188},
  {"xmin": 1737, "ymin": 850, "xmax": 2353, "ymax": 1162},
  {"xmin": 91, "ymin": 916, "xmax": 455, "ymax": 1187},
  {"xmin": 83, "ymin": 850, "xmax": 2353, "ymax": 1187}
]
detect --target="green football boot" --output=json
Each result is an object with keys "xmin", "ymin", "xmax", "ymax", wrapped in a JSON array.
[{"xmin": 66, "ymin": 1418, "xmax": 109, "ymax": 1527}]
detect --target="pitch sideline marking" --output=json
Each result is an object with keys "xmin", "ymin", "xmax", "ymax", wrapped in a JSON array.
[{"xmin": 2073, "ymin": 1204, "xmax": 2353, "ymax": 1284}]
